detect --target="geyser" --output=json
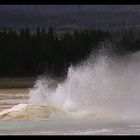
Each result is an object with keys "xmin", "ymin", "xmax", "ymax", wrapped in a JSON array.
[{"xmin": 28, "ymin": 49, "xmax": 140, "ymax": 122}]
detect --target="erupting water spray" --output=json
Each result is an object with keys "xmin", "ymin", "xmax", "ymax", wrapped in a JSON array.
[{"xmin": 29, "ymin": 42, "xmax": 140, "ymax": 121}]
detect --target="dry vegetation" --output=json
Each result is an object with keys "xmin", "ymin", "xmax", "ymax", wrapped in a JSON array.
[{"xmin": 0, "ymin": 77, "xmax": 36, "ymax": 89}]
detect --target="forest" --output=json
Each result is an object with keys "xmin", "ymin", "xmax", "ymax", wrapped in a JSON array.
[{"xmin": 0, "ymin": 26, "xmax": 140, "ymax": 78}]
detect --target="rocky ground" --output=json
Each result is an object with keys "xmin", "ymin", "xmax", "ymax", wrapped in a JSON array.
[{"xmin": 0, "ymin": 88, "xmax": 29, "ymax": 111}]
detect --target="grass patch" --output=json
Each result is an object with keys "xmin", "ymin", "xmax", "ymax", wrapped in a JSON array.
[{"xmin": 0, "ymin": 77, "xmax": 36, "ymax": 89}]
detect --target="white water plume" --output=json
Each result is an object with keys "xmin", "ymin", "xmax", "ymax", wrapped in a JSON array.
[{"xmin": 29, "ymin": 47, "xmax": 140, "ymax": 122}]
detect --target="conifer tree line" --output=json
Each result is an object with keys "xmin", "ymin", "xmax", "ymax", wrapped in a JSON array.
[{"xmin": 0, "ymin": 26, "xmax": 140, "ymax": 78}]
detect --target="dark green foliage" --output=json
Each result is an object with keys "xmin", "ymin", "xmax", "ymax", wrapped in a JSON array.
[{"xmin": 0, "ymin": 26, "xmax": 139, "ymax": 78}]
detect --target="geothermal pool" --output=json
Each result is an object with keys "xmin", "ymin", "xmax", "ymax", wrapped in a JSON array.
[
  {"xmin": 1, "ymin": 51, "xmax": 140, "ymax": 135},
  {"xmin": 1, "ymin": 119, "xmax": 140, "ymax": 135}
]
